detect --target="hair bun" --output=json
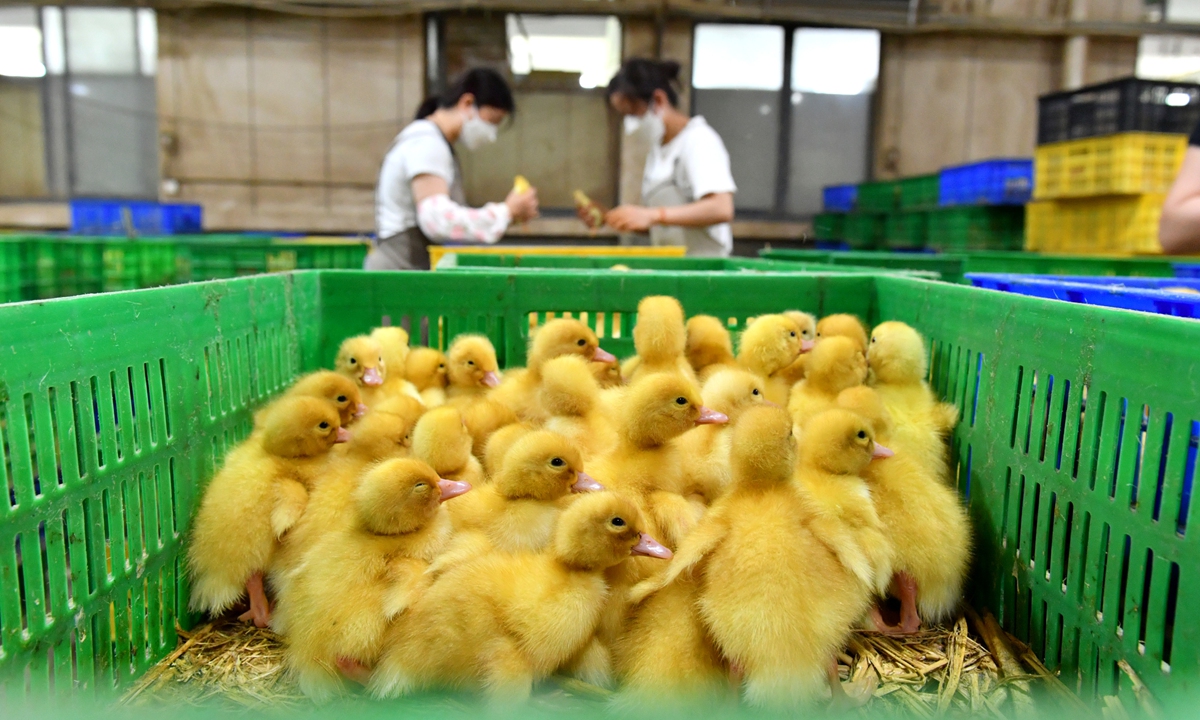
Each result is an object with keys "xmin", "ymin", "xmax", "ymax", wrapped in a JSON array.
[{"xmin": 658, "ymin": 60, "xmax": 682, "ymax": 83}]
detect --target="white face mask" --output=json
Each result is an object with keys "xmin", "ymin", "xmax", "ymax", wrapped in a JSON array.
[
  {"xmin": 460, "ymin": 107, "xmax": 499, "ymax": 150},
  {"xmin": 623, "ymin": 104, "xmax": 665, "ymax": 146}
]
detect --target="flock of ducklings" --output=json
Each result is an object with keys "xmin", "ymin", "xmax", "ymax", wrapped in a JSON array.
[{"xmin": 186, "ymin": 296, "xmax": 972, "ymax": 710}]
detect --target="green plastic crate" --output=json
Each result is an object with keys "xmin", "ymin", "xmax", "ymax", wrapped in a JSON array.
[
  {"xmin": 0, "ymin": 238, "xmax": 22, "ymax": 303},
  {"xmin": 813, "ymin": 212, "xmax": 845, "ymax": 241},
  {"xmin": 855, "ymin": 180, "xmax": 901, "ymax": 213},
  {"xmin": 55, "ymin": 239, "xmax": 104, "ymax": 297},
  {"xmin": 927, "ymin": 207, "xmax": 1025, "ymax": 252},
  {"xmin": 4, "ymin": 269, "xmax": 1198, "ymax": 713},
  {"xmin": 883, "ymin": 211, "xmax": 929, "ymax": 250},
  {"xmin": 101, "ymin": 239, "xmax": 177, "ymax": 292},
  {"xmin": 899, "ymin": 174, "xmax": 940, "ymax": 210},
  {"xmin": 843, "ymin": 213, "xmax": 886, "ymax": 250}
]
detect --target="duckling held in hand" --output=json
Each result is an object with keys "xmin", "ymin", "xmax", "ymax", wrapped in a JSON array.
[
  {"xmin": 445, "ymin": 334, "xmax": 501, "ymax": 403},
  {"xmin": 788, "ymin": 336, "xmax": 867, "ymax": 432},
  {"xmin": 449, "ymin": 430, "xmax": 601, "ymax": 552},
  {"xmin": 412, "ymin": 406, "xmax": 484, "ymax": 487},
  {"xmin": 686, "ymin": 315, "xmax": 738, "ymax": 383},
  {"xmin": 489, "ymin": 318, "xmax": 616, "ymax": 422},
  {"xmin": 677, "ymin": 368, "xmax": 771, "ymax": 505},
  {"xmin": 539, "ymin": 355, "xmax": 617, "ymax": 460},
  {"xmin": 774, "ymin": 311, "xmax": 818, "ymax": 386},
  {"xmin": 816, "ymin": 313, "xmax": 869, "ymax": 353},
  {"xmin": 370, "ymin": 326, "xmax": 424, "ymax": 404},
  {"xmin": 254, "ymin": 371, "xmax": 365, "ymax": 430},
  {"xmin": 625, "ymin": 296, "xmax": 697, "ymax": 383},
  {"xmin": 188, "ymin": 397, "xmax": 348, "ymax": 628},
  {"xmin": 406, "ymin": 347, "xmax": 448, "ymax": 408},
  {"xmin": 335, "ymin": 336, "xmax": 387, "ymax": 407},
  {"xmin": 277, "ymin": 459, "xmax": 465, "ymax": 702},
  {"xmin": 369, "ymin": 492, "xmax": 669, "ymax": 703},
  {"xmin": 737, "ymin": 313, "xmax": 804, "ymax": 405},
  {"xmin": 836, "ymin": 386, "xmax": 970, "ymax": 634}
]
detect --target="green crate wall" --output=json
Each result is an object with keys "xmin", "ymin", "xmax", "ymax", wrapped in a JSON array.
[
  {"xmin": 928, "ymin": 206, "xmax": 1025, "ymax": 252},
  {"xmin": 0, "ymin": 239, "xmax": 22, "ymax": 303},
  {"xmin": 899, "ymin": 174, "xmax": 940, "ymax": 210},
  {"xmin": 843, "ymin": 213, "xmax": 885, "ymax": 249},
  {"xmin": 4, "ymin": 269, "xmax": 1200, "ymax": 715},
  {"xmin": 884, "ymin": 212, "xmax": 929, "ymax": 250},
  {"xmin": 855, "ymin": 180, "xmax": 901, "ymax": 213},
  {"xmin": 813, "ymin": 212, "xmax": 845, "ymax": 241}
]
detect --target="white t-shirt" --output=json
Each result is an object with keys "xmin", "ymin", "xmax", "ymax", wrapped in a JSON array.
[
  {"xmin": 375, "ymin": 120, "xmax": 462, "ymax": 240},
  {"xmin": 642, "ymin": 116, "xmax": 738, "ymax": 253}
]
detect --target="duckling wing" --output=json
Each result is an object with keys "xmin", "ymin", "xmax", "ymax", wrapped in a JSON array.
[
  {"xmin": 271, "ymin": 479, "xmax": 310, "ymax": 539},
  {"xmin": 382, "ymin": 557, "xmax": 431, "ymax": 619},
  {"xmin": 630, "ymin": 513, "xmax": 728, "ymax": 604}
]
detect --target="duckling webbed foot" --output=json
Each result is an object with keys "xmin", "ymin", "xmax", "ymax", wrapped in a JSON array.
[
  {"xmin": 336, "ymin": 656, "xmax": 372, "ymax": 686},
  {"xmin": 236, "ymin": 572, "xmax": 271, "ymax": 628},
  {"xmin": 893, "ymin": 572, "xmax": 922, "ymax": 634}
]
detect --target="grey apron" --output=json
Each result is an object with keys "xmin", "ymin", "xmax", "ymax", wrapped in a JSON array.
[
  {"xmin": 643, "ymin": 164, "xmax": 727, "ymax": 258},
  {"xmin": 365, "ymin": 130, "xmax": 467, "ymax": 271}
]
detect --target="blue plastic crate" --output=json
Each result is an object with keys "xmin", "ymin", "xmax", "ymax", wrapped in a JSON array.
[
  {"xmin": 939, "ymin": 159, "xmax": 1033, "ymax": 207},
  {"xmin": 1174, "ymin": 263, "xmax": 1200, "ymax": 278},
  {"xmin": 966, "ymin": 272, "xmax": 1200, "ymax": 318},
  {"xmin": 70, "ymin": 199, "xmax": 203, "ymax": 236},
  {"xmin": 822, "ymin": 184, "xmax": 858, "ymax": 212}
]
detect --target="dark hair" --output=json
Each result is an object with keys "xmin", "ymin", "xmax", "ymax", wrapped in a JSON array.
[
  {"xmin": 606, "ymin": 58, "xmax": 682, "ymax": 107},
  {"xmin": 415, "ymin": 68, "xmax": 516, "ymax": 120}
]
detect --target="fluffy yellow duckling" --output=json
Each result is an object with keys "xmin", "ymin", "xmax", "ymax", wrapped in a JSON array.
[
  {"xmin": 449, "ymin": 430, "xmax": 603, "ymax": 552},
  {"xmin": 625, "ymin": 296, "xmax": 698, "ymax": 384},
  {"xmin": 461, "ymin": 399, "xmax": 518, "ymax": 459},
  {"xmin": 254, "ymin": 371, "xmax": 365, "ymax": 430},
  {"xmin": 445, "ymin": 334, "xmax": 502, "ymax": 403},
  {"xmin": 406, "ymin": 347, "xmax": 448, "ymax": 408},
  {"xmin": 539, "ymin": 355, "xmax": 618, "ymax": 460},
  {"xmin": 489, "ymin": 318, "xmax": 617, "ymax": 422},
  {"xmin": 591, "ymin": 359, "xmax": 624, "ymax": 389},
  {"xmin": 736, "ymin": 313, "xmax": 804, "ymax": 405},
  {"xmin": 335, "ymin": 336, "xmax": 386, "ymax": 405},
  {"xmin": 774, "ymin": 310, "xmax": 818, "ymax": 385},
  {"xmin": 836, "ymin": 386, "xmax": 971, "ymax": 633},
  {"xmin": 277, "ymin": 459, "xmax": 468, "ymax": 702},
  {"xmin": 370, "ymin": 326, "xmax": 424, "ymax": 405},
  {"xmin": 188, "ymin": 397, "xmax": 349, "ymax": 627},
  {"xmin": 816, "ymin": 313, "xmax": 869, "ymax": 352},
  {"xmin": 787, "ymin": 336, "xmax": 867, "ymax": 432},
  {"xmin": 412, "ymin": 406, "xmax": 484, "ymax": 487},
  {"xmin": 677, "ymin": 368, "xmax": 771, "ymax": 505},
  {"xmin": 368, "ymin": 492, "xmax": 670, "ymax": 702},
  {"xmin": 482, "ymin": 422, "xmax": 533, "ymax": 478},
  {"xmin": 867, "ymin": 321, "xmax": 959, "ymax": 485},
  {"xmin": 685, "ymin": 314, "xmax": 738, "ymax": 383}
]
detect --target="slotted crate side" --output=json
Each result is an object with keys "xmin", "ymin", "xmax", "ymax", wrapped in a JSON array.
[
  {"xmin": 1034, "ymin": 133, "xmax": 1187, "ymax": 200},
  {"xmin": 884, "ymin": 212, "xmax": 929, "ymax": 250},
  {"xmin": 813, "ymin": 212, "xmax": 845, "ymax": 241},
  {"xmin": 878, "ymin": 276, "xmax": 1200, "ymax": 707},
  {"xmin": 1026, "ymin": 195, "xmax": 1164, "ymax": 254},
  {"xmin": 1038, "ymin": 78, "xmax": 1200, "ymax": 145},
  {"xmin": 855, "ymin": 181, "xmax": 900, "ymax": 213},
  {"xmin": 0, "ymin": 274, "xmax": 319, "ymax": 696},
  {"xmin": 898, "ymin": 174, "xmax": 940, "ymax": 210}
]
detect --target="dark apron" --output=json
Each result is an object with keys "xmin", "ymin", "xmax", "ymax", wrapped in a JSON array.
[{"xmin": 366, "ymin": 127, "xmax": 466, "ymax": 271}]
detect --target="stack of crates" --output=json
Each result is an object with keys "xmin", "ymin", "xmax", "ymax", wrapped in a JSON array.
[
  {"xmin": 1027, "ymin": 77, "xmax": 1200, "ymax": 253},
  {"xmin": 888, "ymin": 174, "xmax": 938, "ymax": 249},
  {"xmin": 930, "ymin": 159, "xmax": 1032, "ymax": 251},
  {"xmin": 814, "ymin": 185, "xmax": 857, "ymax": 245}
]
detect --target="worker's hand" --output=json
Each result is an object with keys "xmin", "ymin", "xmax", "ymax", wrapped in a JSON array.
[
  {"xmin": 506, "ymin": 187, "xmax": 540, "ymax": 223},
  {"xmin": 605, "ymin": 205, "xmax": 658, "ymax": 233}
]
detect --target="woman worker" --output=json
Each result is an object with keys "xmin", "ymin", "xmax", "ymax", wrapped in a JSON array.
[
  {"xmin": 1160, "ymin": 119, "xmax": 1200, "ymax": 254},
  {"xmin": 369, "ymin": 68, "xmax": 539, "ymax": 270},
  {"xmin": 601, "ymin": 58, "xmax": 737, "ymax": 257}
]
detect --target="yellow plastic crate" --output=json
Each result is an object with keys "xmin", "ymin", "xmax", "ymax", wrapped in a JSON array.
[
  {"xmin": 1025, "ymin": 194, "xmax": 1165, "ymax": 254},
  {"xmin": 428, "ymin": 244, "xmax": 686, "ymax": 270},
  {"xmin": 1034, "ymin": 133, "xmax": 1186, "ymax": 199}
]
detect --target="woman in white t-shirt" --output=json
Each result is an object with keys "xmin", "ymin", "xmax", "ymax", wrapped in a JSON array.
[
  {"xmin": 599, "ymin": 59, "xmax": 736, "ymax": 257},
  {"xmin": 369, "ymin": 68, "xmax": 539, "ymax": 270}
]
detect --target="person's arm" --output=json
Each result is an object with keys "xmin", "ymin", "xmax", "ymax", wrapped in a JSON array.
[
  {"xmin": 604, "ymin": 192, "xmax": 734, "ymax": 232},
  {"xmin": 1160, "ymin": 147, "xmax": 1200, "ymax": 254},
  {"xmin": 411, "ymin": 174, "xmax": 538, "ymax": 244}
]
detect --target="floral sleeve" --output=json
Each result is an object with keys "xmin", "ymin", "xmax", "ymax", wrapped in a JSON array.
[{"xmin": 416, "ymin": 194, "xmax": 511, "ymax": 244}]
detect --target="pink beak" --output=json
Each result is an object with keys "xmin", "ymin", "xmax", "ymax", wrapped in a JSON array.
[
  {"xmin": 355, "ymin": 402, "xmax": 369, "ymax": 417},
  {"xmin": 631, "ymin": 533, "xmax": 673, "ymax": 560},
  {"xmin": 763, "ymin": 399, "xmax": 780, "ymax": 408},
  {"xmin": 361, "ymin": 366, "xmax": 383, "ymax": 387},
  {"xmin": 592, "ymin": 347, "xmax": 617, "ymax": 364},
  {"xmin": 695, "ymin": 406, "xmax": 729, "ymax": 425},
  {"xmin": 872, "ymin": 442, "xmax": 895, "ymax": 459},
  {"xmin": 571, "ymin": 472, "xmax": 604, "ymax": 493},
  {"xmin": 481, "ymin": 371, "xmax": 501, "ymax": 388},
  {"xmin": 801, "ymin": 338, "xmax": 816, "ymax": 352},
  {"xmin": 335, "ymin": 427, "xmax": 351, "ymax": 443},
  {"xmin": 438, "ymin": 478, "xmax": 472, "ymax": 501}
]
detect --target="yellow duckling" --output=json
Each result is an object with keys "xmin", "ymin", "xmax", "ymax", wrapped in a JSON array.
[
  {"xmin": 816, "ymin": 313, "xmax": 869, "ymax": 353},
  {"xmin": 685, "ymin": 314, "xmax": 738, "ymax": 383},
  {"xmin": 677, "ymin": 368, "xmax": 771, "ymax": 505},
  {"xmin": 406, "ymin": 347, "xmax": 448, "ymax": 408},
  {"xmin": 774, "ymin": 310, "xmax": 818, "ymax": 385},
  {"xmin": 411, "ymin": 406, "xmax": 485, "ymax": 487},
  {"xmin": 334, "ymin": 335, "xmax": 386, "ymax": 403},
  {"xmin": 445, "ymin": 334, "xmax": 502, "ymax": 403},
  {"xmin": 737, "ymin": 313, "xmax": 804, "ymax": 405},
  {"xmin": 787, "ymin": 336, "xmax": 867, "ymax": 432},
  {"xmin": 253, "ymin": 371, "xmax": 365, "ymax": 431},
  {"xmin": 370, "ymin": 326, "xmax": 424, "ymax": 405},
  {"xmin": 624, "ymin": 296, "xmax": 698, "ymax": 384},
  {"xmin": 539, "ymin": 354, "xmax": 618, "ymax": 460}
]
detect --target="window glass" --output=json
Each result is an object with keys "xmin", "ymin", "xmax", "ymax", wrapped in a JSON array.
[
  {"xmin": 692, "ymin": 24, "xmax": 784, "ymax": 91},
  {"xmin": 506, "ymin": 14, "xmax": 620, "ymax": 89},
  {"xmin": 137, "ymin": 8, "xmax": 157, "ymax": 76},
  {"xmin": 791, "ymin": 28, "xmax": 880, "ymax": 95},
  {"xmin": 1138, "ymin": 34, "xmax": 1200, "ymax": 83},
  {"xmin": 0, "ymin": 6, "xmax": 45, "ymax": 78},
  {"xmin": 66, "ymin": 7, "xmax": 137, "ymax": 74},
  {"xmin": 41, "ymin": 7, "xmax": 64, "ymax": 75}
]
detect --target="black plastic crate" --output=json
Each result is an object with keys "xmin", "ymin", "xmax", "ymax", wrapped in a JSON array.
[{"xmin": 1037, "ymin": 77, "xmax": 1200, "ymax": 145}]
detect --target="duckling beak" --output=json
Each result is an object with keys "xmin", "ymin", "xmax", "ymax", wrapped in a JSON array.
[
  {"xmin": 481, "ymin": 371, "xmax": 501, "ymax": 388},
  {"xmin": 631, "ymin": 533, "xmax": 673, "ymax": 560},
  {"xmin": 355, "ymin": 402, "xmax": 369, "ymax": 417},
  {"xmin": 801, "ymin": 339, "xmax": 816, "ymax": 352},
  {"xmin": 361, "ymin": 366, "xmax": 383, "ymax": 386},
  {"xmin": 571, "ymin": 472, "xmax": 604, "ymax": 493},
  {"xmin": 437, "ymin": 478, "xmax": 472, "ymax": 501},
  {"xmin": 695, "ymin": 406, "xmax": 729, "ymax": 425},
  {"xmin": 763, "ymin": 399, "xmax": 780, "ymax": 408},
  {"xmin": 872, "ymin": 442, "xmax": 895, "ymax": 459},
  {"xmin": 335, "ymin": 427, "xmax": 352, "ymax": 443},
  {"xmin": 592, "ymin": 347, "xmax": 617, "ymax": 364}
]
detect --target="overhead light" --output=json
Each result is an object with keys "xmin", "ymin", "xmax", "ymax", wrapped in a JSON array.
[{"xmin": 1166, "ymin": 91, "xmax": 1192, "ymax": 107}]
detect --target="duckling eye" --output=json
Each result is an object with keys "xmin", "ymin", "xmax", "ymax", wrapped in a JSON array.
[
  {"xmin": 870, "ymin": 337, "xmax": 877, "ymax": 344},
  {"xmin": 611, "ymin": 517, "xmax": 626, "ymax": 527},
  {"xmin": 790, "ymin": 331, "xmax": 796, "ymax": 337},
  {"xmin": 675, "ymin": 397, "xmax": 688, "ymax": 406},
  {"xmin": 439, "ymin": 363, "xmax": 445, "ymax": 369},
  {"xmin": 468, "ymin": 360, "xmax": 475, "ymax": 365},
  {"xmin": 349, "ymin": 357, "xmax": 357, "ymax": 365},
  {"xmin": 752, "ymin": 389, "xmax": 760, "ymax": 396},
  {"xmin": 550, "ymin": 457, "xmax": 565, "ymax": 467},
  {"xmin": 319, "ymin": 421, "xmax": 330, "ymax": 429},
  {"xmin": 337, "ymin": 395, "xmax": 347, "ymax": 402},
  {"xmin": 577, "ymin": 339, "xmax": 586, "ymax": 347},
  {"xmin": 857, "ymin": 430, "xmax": 867, "ymax": 439},
  {"xmin": 414, "ymin": 482, "xmax": 427, "ymax": 490}
]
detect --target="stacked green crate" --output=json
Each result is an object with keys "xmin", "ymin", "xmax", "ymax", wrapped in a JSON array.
[
  {"xmin": 0, "ymin": 238, "xmax": 22, "ymax": 303},
  {"xmin": 56, "ymin": 238, "xmax": 104, "ymax": 296},
  {"xmin": 886, "ymin": 174, "xmax": 939, "ymax": 250},
  {"xmin": 927, "ymin": 206, "xmax": 1025, "ymax": 251},
  {"xmin": 21, "ymin": 238, "xmax": 58, "ymax": 299},
  {"xmin": 102, "ymin": 238, "xmax": 177, "ymax": 292},
  {"xmin": 846, "ymin": 179, "xmax": 897, "ymax": 249},
  {"xmin": 843, "ymin": 213, "xmax": 885, "ymax": 249},
  {"xmin": 811, "ymin": 213, "xmax": 845, "ymax": 242}
]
